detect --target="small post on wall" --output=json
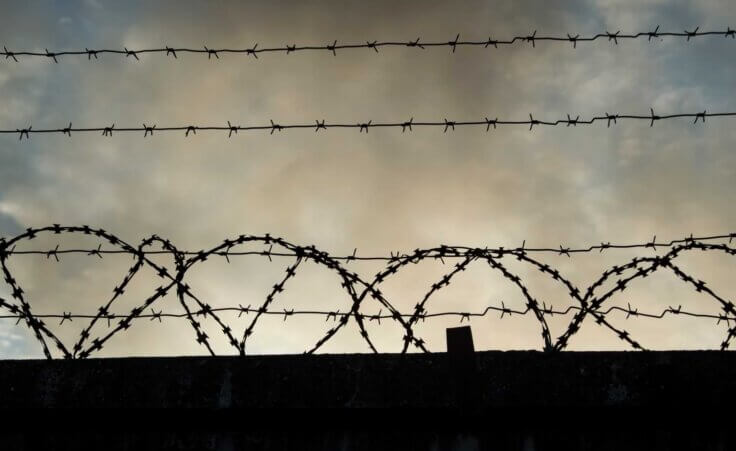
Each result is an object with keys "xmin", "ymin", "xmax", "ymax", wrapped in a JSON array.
[
  {"xmin": 446, "ymin": 325, "xmax": 479, "ymax": 410},
  {"xmin": 446, "ymin": 325, "xmax": 475, "ymax": 355}
]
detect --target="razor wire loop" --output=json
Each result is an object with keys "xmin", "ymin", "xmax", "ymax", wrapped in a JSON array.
[{"xmin": 3, "ymin": 228, "xmax": 736, "ymax": 358}]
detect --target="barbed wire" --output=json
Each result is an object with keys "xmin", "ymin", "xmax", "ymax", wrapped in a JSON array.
[
  {"xmin": 2, "ymin": 27, "xmax": 735, "ymax": 63},
  {"xmin": 0, "ymin": 110, "xmax": 731, "ymax": 140},
  {"xmin": 1, "ymin": 226, "xmax": 735, "ymax": 359},
  {"xmin": 4, "ymin": 231, "xmax": 734, "ymax": 260},
  {"xmin": 1, "ymin": 303, "xmax": 732, "ymax": 324}
]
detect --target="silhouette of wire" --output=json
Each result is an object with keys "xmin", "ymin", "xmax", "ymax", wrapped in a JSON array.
[
  {"xmin": 4, "ymin": 232, "xmax": 733, "ymax": 259},
  {"xmin": 2, "ymin": 27, "xmax": 734, "ymax": 63},
  {"xmin": 2, "ymin": 226, "xmax": 736, "ymax": 359},
  {"xmin": 0, "ymin": 110, "xmax": 730, "ymax": 140},
  {"xmin": 1, "ymin": 303, "xmax": 731, "ymax": 324}
]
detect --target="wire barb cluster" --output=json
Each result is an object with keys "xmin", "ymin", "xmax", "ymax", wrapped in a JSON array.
[
  {"xmin": 2, "ymin": 27, "xmax": 735, "ymax": 63},
  {"xmin": 2, "ymin": 110, "xmax": 733, "ymax": 140},
  {"xmin": 1, "ymin": 226, "xmax": 735, "ymax": 359}
]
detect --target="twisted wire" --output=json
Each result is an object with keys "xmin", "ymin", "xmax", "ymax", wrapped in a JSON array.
[
  {"xmin": 1, "ymin": 226, "xmax": 735, "ymax": 358},
  {"xmin": 2, "ymin": 303, "xmax": 731, "ymax": 323},
  {"xmin": 0, "ymin": 110, "xmax": 730, "ymax": 140},
  {"xmin": 5, "ymin": 232, "xmax": 734, "ymax": 260},
  {"xmin": 2, "ymin": 26, "xmax": 735, "ymax": 63}
]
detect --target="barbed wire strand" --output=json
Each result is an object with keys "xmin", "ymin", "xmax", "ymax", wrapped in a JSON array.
[
  {"xmin": 3, "ymin": 231, "xmax": 734, "ymax": 260},
  {"xmin": 2, "ymin": 27, "xmax": 735, "ymax": 63},
  {"xmin": 0, "ymin": 110, "xmax": 731, "ymax": 140},
  {"xmin": 1, "ymin": 303, "xmax": 732, "ymax": 324}
]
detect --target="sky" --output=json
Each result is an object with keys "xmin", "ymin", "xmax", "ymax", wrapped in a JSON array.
[{"xmin": 0, "ymin": 0, "xmax": 735, "ymax": 358}]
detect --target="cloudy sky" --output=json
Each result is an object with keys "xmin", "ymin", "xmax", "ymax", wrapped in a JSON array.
[{"xmin": 0, "ymin": 0, "xmax": 735, "ymax": 358}]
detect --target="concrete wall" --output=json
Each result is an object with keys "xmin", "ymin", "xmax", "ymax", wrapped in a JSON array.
[{"xmin": 2, "ymin": 351, "xmax": 734, "ymax": 450}]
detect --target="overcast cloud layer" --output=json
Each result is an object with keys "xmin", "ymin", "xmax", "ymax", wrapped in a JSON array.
[{"xmin": 1, "ymin": 0, "xmax": 735, "ymax": 358}]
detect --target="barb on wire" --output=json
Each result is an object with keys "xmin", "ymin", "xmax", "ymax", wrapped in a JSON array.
[
  {"xmin": 0, "ymin": 109, "xmax": 733, "ymax": 140},
  {"xmin": 45, "ymin": 49, "xmax": 58, "ymax": 63},
  {"xmin": 1, "ymin": 227, "xmax": 736, "ymax": 359},
  {"xmin": 4, "ymin": 27, "xmax": 736, "ymax": 63},
  {"xmin": 3, "ymin": 46, "xmax": 17, "ymax": 62}
]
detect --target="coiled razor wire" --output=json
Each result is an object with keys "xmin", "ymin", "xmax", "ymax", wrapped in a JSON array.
[
  {"xmin": 1, "ymin": 226, "xmax": 735, "ymax": 359},
  {"xmin": 2, "ymin": 26, "xmax": 734, "ymax": 63},
  {"xmin": 0, "ymin": 110, "xmax": 729, "ymax": 140}
]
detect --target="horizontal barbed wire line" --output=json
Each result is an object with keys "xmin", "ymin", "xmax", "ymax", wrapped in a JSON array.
[
  {"xmin": 3, "ymin": 232, "xmax": 734, "ymax": 260},
  {"xmin": 2, "ymin": 26, "xmax": 735, "ymax": 62},
  {"xmin": 1, "ymin": 110, "xmax": 732, "ymax": 140},
  {"xmin": 2, "ymin": 225, "xmax": 736, "ymax": 359},
  {"xmin": 0, "ymin": 303, "xmax": 733, "ymax": 324}
]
